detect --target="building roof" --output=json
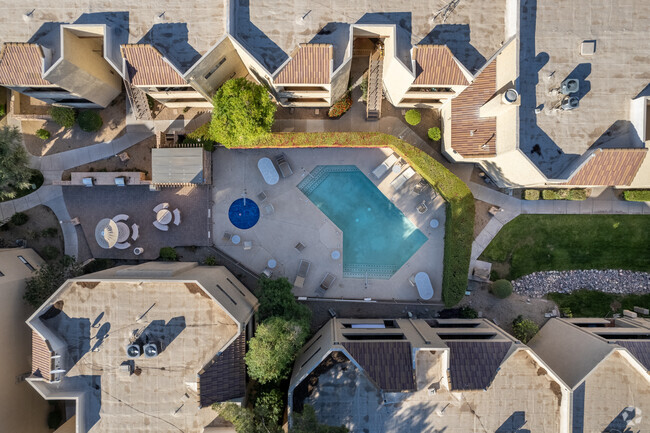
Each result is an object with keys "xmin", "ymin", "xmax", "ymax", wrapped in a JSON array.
[
  {"xmin": 31, "ymin": 330, "xmax": 52, "ymax": 380},
  {"xmin": 274, "ymin": 44, "xmax": 332, "ymax": 85},
  {"xmin": 567, "ymin": 148, "xmax": 648, "ymax": 186},
  {"xmin": 121, "ymin": 44, "xmax": 187, "ymax": 87},
  {"xmin": 342, "ymin": 341, "xmax": 415, "ymax": 392},
  {"xmin": 446, "ymin": 341, "xmax": 511, "ymax": 390},
  {"xmin": 450, "ymin": 61, "xmax": 497, "ymax": 157},
  {"xmin": 615, "ymin": 341, "xmax": 650, "ymax": 371},
  {"xmin": 199, "ymin": 331, "xmax": 247, "ymax": 406},
  {"xmin": 0, "ymin": 43, "xmax": 51, "ymax": 87},
  {"xmin": 151, "ymin": 147, "xmax": 206, "ymax": 185},
  {"xmin": 413, "ymin": 45, "xmax": 469, "ymax": 86}
]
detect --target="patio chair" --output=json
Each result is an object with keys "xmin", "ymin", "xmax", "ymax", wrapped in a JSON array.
[
  {"xmin": 115, "ymin": 242, "xmax": 131, "ymax": 250},
  {"xmin": 257, "ymin": 191, "xmax": 268, "ymax": 202},
  {"xmin": 390, "ymin": 167, "xmax": 415, "ymax": 190},
  {"xmin": 173, "ymin": 209, "xmax": 181, "ymax": 226},
  {"xmin": 295, "ymin": 242, "xmax": 306, "ymax": 253},
  {"xmin": 320, "ymin": 272, "xmax": 336, "ymax": 291},
  {"xmin": 294, "ymin": 259, "xmax": 311, "ymax": 289},
  {"xmin": 113, "ymin": 214, "xmax": 129, "ymax": 222},
  {"xmin": 243, "ymin": 241, "xmax": 252, "ymax": 250},
  {"xmin": 416, "ymin": 200, "xmax": 428, "ymax": 214},
  {"xmin": 275, "ymin": 153, "xmax": 293, "ymax": 178},
  {"xmin": 262, "ymin": 267, "xmax": 273, "ymax": 278},
  {"xmin": 153, "ymin": 203, "xmax": 169, "ymax": 213},
  {"xmin": 372, "ymin": 153, "xmax": 398, "ymax": 179},
  {"xmin": 131, "ymin": 224, "xmax": 139, "ymax": 241},
  {"xmin": 263, "ymin": 204, "xmax": 274, "ymax": 216},
  {"xmin": 413, "ymin": 178, "xmax": 430, "ymax": 194},
  {"xmin": 153, "ymin": 221, "xmax": 168, "ymax": 231},
  {"xmin": 222, "ymin": 232, "xmax": 233, "ymax": 242}
]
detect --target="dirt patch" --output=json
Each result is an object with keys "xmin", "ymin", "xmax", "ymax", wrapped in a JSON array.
[
  {"xmin": 0, "ymin": 205, "xmax": 64, "ymax": 263},
  {"xmin": 78, "ymin": 282, "xmax": 100, "ymax": 289},
  {"xmin": 490, "ymin": 261, "xmax": 511, "ymax": 280},
  {"xmin": 61, "ymin": 136, "xmax": 156, "ymax": 180},
  {"xmin": 22, "ymin": 94, "xmax": 127, "ymax": 156},
  {"xmin": 537, "ymin": 367, "xmax": 547, "ymax": 376},
  {"xmin": 474, "ymin": 199, "xmax": 493, "ymax": 239},
  {"xmin": 185, "ymin": 282, "xmax": 210, "ymax": 298},
  {"xmin": 550, "ymin": 381, "xmax": 562, "ymax": 407},
  {"xmin": 470, "ymin": 165, "xmax": 502, "ymax": 191}
]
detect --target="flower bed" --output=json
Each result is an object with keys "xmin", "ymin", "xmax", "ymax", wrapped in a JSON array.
[{"xmin": 328, "ymin": 94, "xmax": 352, "ymax": 118}]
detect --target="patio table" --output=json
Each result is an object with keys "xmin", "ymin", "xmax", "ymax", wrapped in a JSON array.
[
  {"xmin": 231, "ymin": 235, "xmax": 241, "ymax": 245},
  {"xmin": 267, "ymin": 259, "xmax": 277, "ymax": 269},
  {"xmin": 157, "ymin": 209, "xmax": 172, "ymax": 225},
  {"xmin": 429, "ymin": 219, "xmax": 439, "ymax": 228},
  {"xmin": 258, "ymin": 157, "xmax": 279, "ymax": 185},
  {"xmin": 414, "ymin": 272, "xmax": 434, "ymax": 300}
]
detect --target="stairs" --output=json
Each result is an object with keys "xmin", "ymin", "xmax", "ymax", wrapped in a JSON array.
[
  {"xmin": 123, "ymin": 79, "xmax": 153, "ymax": 121},
  {"xmin": 366, "ymin": 50, "xmax": 383, "ymax": 121}
]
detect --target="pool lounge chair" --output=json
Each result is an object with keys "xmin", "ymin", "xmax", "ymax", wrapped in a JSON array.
[
  {"xmin": 294, "ymin": 259, "xmax": 311, "ymax": 289},
  {"xmin": 391, "ymin": 167, "xmax": 415, "ymax": 190},
  {"xmin": 372, "ymin": 153, "xmax": 398, "ymax": 179},
  {"xmin": 320, "ymin": 272, "xmax": 336, "ymax": 291},
  {"xmin": 258, "ymin": 157, "xmax": 279, "ymax": 185},
  {"xmin": 276, "ymin": 153, "xmax": 293, "ymax": 178},
  {"xmin": 295, "ymin": 242, "xmax": 306, "ymax": 253}
]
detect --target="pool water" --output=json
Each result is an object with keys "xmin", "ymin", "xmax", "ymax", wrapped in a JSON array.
[
  {"xmin": 298, "ymin": 166, "xmax": 427, "ymax": 279},
  {"xmin": 228, "ymin": 198, "xmax": 260, "ymax": 229}
]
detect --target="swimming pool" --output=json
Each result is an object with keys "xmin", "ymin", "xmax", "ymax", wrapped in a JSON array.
[{"xmin": 298, "ymin": 165, "xmax": 427, "ymax": 279}]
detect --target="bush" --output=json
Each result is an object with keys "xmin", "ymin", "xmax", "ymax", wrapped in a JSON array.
[
  {"xmin": 524, "ymin": 189, "xmax": 540, "ymax": 200},
  {"xmin": 203, "ymin": 255, "xmax": 217, "ymax": 266},
  {"xmin": 427, "ymin": 127, "xmax": 441, "ymax": 141},
  {"xmin": 10, "ymin": 212, "xmax": 29, "ymax": 226},
  {"xmin": 328, "ymin": 93, "xmax": 352, "ymax": 118},
  {"xmin": 159, "ymin": 247, "xmax": 178, "ymax": 261},
  {"xmin": 512, "ymin": 315, "xmax": 539, "ymax": 343},
  {"xmin": 257, "ymin": 277, "xmax": 311, "ymax": 328},
  {"xmin": 50, "ymin": 106, "xmax": 76, "ymax": 128},
  {"xmin": 213, "ymin": 402, "xmax": 282, "ymax": 433},
  {"xmin": 41, "ymin": 227, "xmax": 59, "ymax": 238},
  {"xmin": 405, "ymin": 109, "xmax": 421, "ymax": 126},
  {"xmin": 41, "ymin": 246, "xmax": 60, "ymax": 261},
  {"xmin": 541, "ymin": 189, "xmax": 588, "ymax": 200},
  {"xmin": 77, "ymin": 110, "xmax": 103, "ymax": 132},
  {"xmin": 255, "ymin": 389, "xmax": 284, "ymax": 426},
  {"xmin": 491, "ymin": 279, "xmax": 513, "ymax": 299},
  {"xmin": 0, "ymin": 104, "xmax": 6, "ymax": 117},
  {"xmin": 459, "ymin": 306, "xmax": 478, "ymax": 319},
  {"xmin": 24, "ymin": 256, "xmax": 83, "ymax": 308},
  {"xmin": 623, "ymin": 190, "xmax": 650, "ymax": 202},
  {"xmin": 36, "ymin": 128, "xmax": 51, "ymax": 140},
  {"xmin": 203, "ymin": 141, "xmax": 215, "ymax": 152}
]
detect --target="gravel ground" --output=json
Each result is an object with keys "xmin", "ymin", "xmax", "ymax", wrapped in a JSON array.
[{"xmin": 513, "ymin": 270, "xmax": 650, "ymax": 298}]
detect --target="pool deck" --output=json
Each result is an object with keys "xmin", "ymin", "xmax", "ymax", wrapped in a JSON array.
[{"xmin": 212, "ymin": 147, "xmax": 445, "ymax": 302}]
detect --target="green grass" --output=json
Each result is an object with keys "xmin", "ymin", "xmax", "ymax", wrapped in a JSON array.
[
  {"xmin": 480, "ymin": 214, "xmax": 650, "ymax": 280},
  {"xmin": 548, "ymin": 289, "xmax": 650, "ymax": 318},
  {"xmin": 234, "ymin": 132, "xmax": 475, "ymax": 306}
]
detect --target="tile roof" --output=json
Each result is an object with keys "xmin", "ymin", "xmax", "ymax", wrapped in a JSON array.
[
  {"xmin": 274, "ymin": 44, "xmax": 332, "ymax": 85},
  {"xmin": 121, "ymin": 44, "xmax": 187, "ymax": 87},
  {"xmin": 413, "ymin": 45, "xmax": 469, "ymax": 86},
  {"xmin": 450, "ymin": 61, "xmax": 497, "ymax": 157},
  {"xmin": 616, "ymin": 341, "xmax": 650, "ymax": 371},
  {"xmin": 566, "ymin": 148, "xmax": 647, "ymax": 186},
  {"xmin": 199, "ymin": 331, "xmax": 246, "ymax": 406},
  {"xmin": 446, "ymin": 341, "xmax": 511, "ymax": 390},
  {"xmin": 342, "ymin": 342, "xmax": 415, "ymax": 392},
  {"xmin": 0, "ymin": 43, "xmax": 51, "ymax": 87},
  {"xmin": 31, "ymin": 330, "xmax": 52, "ymax": 381}
]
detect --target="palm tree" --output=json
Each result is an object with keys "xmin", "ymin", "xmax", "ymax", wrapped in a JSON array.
[{"xmin": 0, "ymin": 126, "xmax": 32, "ymax": 200}]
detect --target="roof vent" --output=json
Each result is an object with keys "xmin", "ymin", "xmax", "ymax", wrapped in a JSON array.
[
  {"xmin": 560, "ymin": 79, "xmax": 579, "ymax": 95},
  {"xmin": 144, "ymin": 343, "xmax": 159, "ymax": 358},
  {"xmin": 126, "ymin": 343, "xmax": 141, "ymax": 358},
  {"xmin": 561, "ymin": 96, "xmax": 579, "ymax": 111},
  {"xmin": 502, "ymin": 88, "xmax": 519, "ymax": 104}
]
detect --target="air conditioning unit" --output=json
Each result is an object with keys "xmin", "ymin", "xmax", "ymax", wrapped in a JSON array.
[
  {"xmin": 144, "ymin": 343, "xmax": 159, "ymax": 358},
  {"xmin": 561, "ymin": 96, "xmax": 579, "ymax": 111},
  {"xmin": 560, "ymin": 79, "xmax": 579, "ymax": 95},
  {"xmin": 126, "ymin": 343, "xmax": 141, "ymax": 358}
]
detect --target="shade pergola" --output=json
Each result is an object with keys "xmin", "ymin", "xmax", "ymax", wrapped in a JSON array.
[{"xmin": 95, "ymin": 218, "xmax": 119, "ymax": 249}]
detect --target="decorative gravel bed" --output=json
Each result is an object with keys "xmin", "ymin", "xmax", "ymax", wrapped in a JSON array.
[{"xmin": 513, "ymin": 270, "xmax": 650, "ymax": 298}]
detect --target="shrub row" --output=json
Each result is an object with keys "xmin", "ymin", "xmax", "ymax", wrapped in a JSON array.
[
  {"xmin": 49, "ymin": 107, "xmax": 103, "ymax": 132},
  {"xmin": 524, "ymin": 188, "xmax": 588, "ymax": 200},
  {"xmin": 238, "ymin": 132, "xmax": 474, "ymax": 306},
  {"xmin": 623, "ymin": 190, "xmax": 650, "ymax": 202}
]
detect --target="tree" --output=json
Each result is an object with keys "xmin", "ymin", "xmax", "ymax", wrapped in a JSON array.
[
  {"xmin": 258, "ymin": 277, "xmax": 311, "ymax": 329},
  {"xmin": 24, "ymin": 256, "xmax": 83, "ymax": 308},
  {"xmin": 0, "ymin": 126, "xmax": 32, "ymax": 201},
  {"xmin": 404, "ymin": 109, "xmax": 421, "ymax": 126},
  {"xmin": 245, "ymin": 317, "xmax": 307, "ymax": 384},
  {"xmin": 213, "ymin": 402, "xmax": 282, "ymax": 433},
  {"xmin": 77, "ymin": 110, "xmax": 103, "ymax": 132},
  {"xmin": 208, "ymin": 78, "xmax": 276, "ymax": 146},
  {"xmin": 36, "ymin": 128, "xmax": 51, "ymax": 140},
  {"xmin": 512, "ymin": 315, "xmax": 539, "ymax": 343},
  {"xmin": 159, "ymin": 247, "xmax": 178, "ymax": 261},
  {"xmin": 50, "ymin": 106, "xmax": 76, "ymax": 128},
  {"xmin": 427, "ymin": 127, "xmax": 441, "ymax": 141},
  {"xmin": 291, "ymin": 405, "xmax": 349, "ymax": 433},
  {"xmin": 491, "ymin": 279, "xmax": 513, "ymax": 299}
]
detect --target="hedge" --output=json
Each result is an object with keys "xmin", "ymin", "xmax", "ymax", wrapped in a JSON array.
[
  {"xmin": 234, "ymin": 132, "xmax": 474, "ymax": 306},
  {"xmin": 50, "ymin": 106, "xmax": 76, "ymax": 128},
  {"xmin": 77, "ymin": 110, "xmax": 103, "ymax": 132},
  {"xmin": 523, "ymin": 189, "xmax": 540, "ymax": 200},
  {"xmin": 623, "ymin": 190, "xmax": 650, "ymax": 202},
  {"xmin": 541, "ymin": 189, "xmax": 588, "ymax": 200}
]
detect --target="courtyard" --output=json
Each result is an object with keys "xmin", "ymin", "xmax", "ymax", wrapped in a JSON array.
[{"xmin": 212, "ymin": 147, "xmax": 445, "ymax": 302}]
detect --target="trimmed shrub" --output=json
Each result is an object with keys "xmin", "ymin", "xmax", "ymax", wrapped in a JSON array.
[
  {"xmin": 328, "ymin": 93, "xmax": 352, "ymax": 118},
  {"xmin": 50, "ymin": 106, "xmax": 76, "ymax": 128},
  {"xmin": 10, "ymin": 212, "xmax": 29, "ymax": 226},
  {"xmin": 427, "ymin": 127, "xmax": 441, "ymax": 141},
  {"xmin": 41, "ymin": 246, "xmax": 60, "ymax": 261},
  {"xmin": 459, "ymin": 306, "xmax": 478, "ymax": 319},
  {"xmin": 491, "ymin": 279, "xmax": 513, "ymax": 299},
  {"xmin": 36, "ymin": 128, "xmax": 51, "ymax": 140},
  {"xmin": 0, "ymin": 104, "xmax": 6, "ymax": 117},
  {"xmin": 524, "ymin": 189, "xmax": 540, "ymax": 200},
  {"xmin": 405, "ymin": 109, "xmax": 421, "ymax": 126},
  {"xmin": 512, "ymin": 315, "xmax": 539, "ymax": 343},
  {"xmin": 159, "ymin": 247, "xmax": 178, "ymax": 261},
  {"xmin": 77, "ymin": 110, "xmax": 103, "ymax": 132},
  {"xmin": 41, "ymin": 227, "xmax": 58, "ymax": 238},
  {"xmin": 203, "ymin": 255, "xmax": 217, "ymax": 266},
  {"xmin": 541, "ymin": 189, "xmax": 588, "ymax": 200},
  {"xmin": 623, "ymin": 190, "xmax": 650, "ymax": 202}
]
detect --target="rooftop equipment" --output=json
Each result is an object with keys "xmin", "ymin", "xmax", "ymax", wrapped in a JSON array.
[
  {"xmin": 144, "ymin": 343, "xmax": 159, "ymax": 358},
  {"xmin": 560, "ymin": 79, "xmax": 579, "ymax": 95},
  {"xmin": 126, "ymin": 343, "xmax": 141, "ymax": 358},
  {"xmin": 502, "ymin": 88, "xmax": 519, "ymax": 104},
  {"xmin": 561, "ymin": 96, "xmax": 579, "ymax": 111}
]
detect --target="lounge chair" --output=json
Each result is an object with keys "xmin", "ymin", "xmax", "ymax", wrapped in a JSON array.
[
  {"xmin": 243, "ymin": 241, "xmax": 252, "ymax": 250},
  {"xmin": 295, "ymin": 242, "xmax": 306, "ymax": 253},
  {"xmin": 115, "ymin": 242, "xmax": 131, "ymax": 250},
  {"xmin": 416, "ymin": 200, "xmax": 428, "ymax": 214},
  {"xmin": 294, "ymin": 259, "xmax": 311, "ymax": 289},
  {"xmin": 320, "ymin": 272, "xmax": 336, "ymax": 291},
  {"xmin": 372, "ymin": 153, "xmax": 398, "ymax": 179},
  {"xmin": 391, "ymin": 167, "xmax": 415, "ymax": 190},
  {"xmin": 258, "ymin": 157, "xmax": 279, "ymax": 185},
  {"xmin": 262, "ymin": 267, "xmax": 273, "ymax": 278},
  {"xmin": 153, "ymin": 221, "xmax": 168, "ymax": 231},
  {"xmin": 173, "ymin": 209, "xmax": 181, "ymax": 226},
  {"xmin": 275, "ymin": 153, "xmax": 293, "ymax": 178},
  {"xmin": 131, "ymin": 224, "xmax": 139, "ymax": 241},
  {"xmin": 153, "ymin": 203, "xmax": 169, "ymax": 213}
]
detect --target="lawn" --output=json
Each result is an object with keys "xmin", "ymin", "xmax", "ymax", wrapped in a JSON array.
[
  {"xmin": 231, "ymin": 131, "xmax": 475, "ymax": 306},
  {"xmin": 481, "ymin": 214, "xmax": 650, "ymax": 280},
  {"xmin": 548, "ymin": 290, "xmax": 650, "ymax": 318}
]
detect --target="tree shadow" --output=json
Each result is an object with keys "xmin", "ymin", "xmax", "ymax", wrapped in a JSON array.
[
  {"xmin": 419, "ymin": 24, "xmax": 486, "ymax": 73},
  {"xmin": 137, "ymin": 316, "xmax": 186, "ymax": 352},
  {"xmin": 496, "ymin": 411, "xmax": 530, "ymax": 433},
  {"xmin": 138, "ymin": 23, "xmax": 201, "ymax": 73},
  {"xmin": 41, "ymin": 306, "xmax": 90, "ymax": 368}
]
